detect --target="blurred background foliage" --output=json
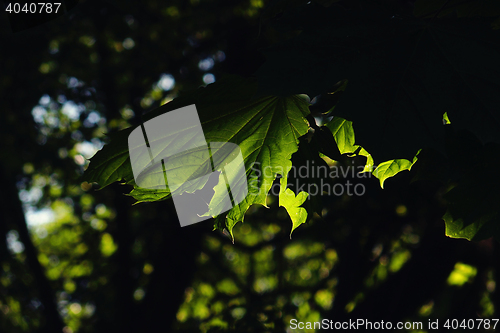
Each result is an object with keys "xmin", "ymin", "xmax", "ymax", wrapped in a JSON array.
[{"xmin": 0, "ymin": 0, "xmax": 498, "ymax": 332}]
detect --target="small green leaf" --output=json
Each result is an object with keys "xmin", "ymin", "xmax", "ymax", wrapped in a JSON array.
[
  {"xmin": 443, "ymin": 112, "xmax": 451, "ymax": 125},
  {"xmin": 323, "ymin": 116, "xmax": 374, "ymax": 172},
  {"xmin": 82, "ymin": 129, "xmax": 136, "ymax": 188},
  {"xmin": 325, "ymin": 117, "xmax": 355, "ymax": 154},
  {"xmin": 444, "ymin": 211, "xmax": 500, "ymax": 241},
  {"xmin": 279, "ymin": 176, "xmax": 309, "ymax": 238},
  {"xmin": 127, "ymin": 187, "xmax": 171, "ymax": 204},
  {"xmin": 372, "ymin": 152, "xmax": 420, "ymax": 189},
  {"xmin": 357, "ymin": 147, "xmax": 374, "ymax": 173}
]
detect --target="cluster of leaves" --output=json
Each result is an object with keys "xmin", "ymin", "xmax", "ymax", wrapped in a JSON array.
[{"xmin": 84, "ymin": 0, "xmax": 500, "ymax": 242}]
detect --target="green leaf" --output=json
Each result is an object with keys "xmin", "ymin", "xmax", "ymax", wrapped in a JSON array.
[
  {"xmin": 323, "ymin": 116, "xmax": 373, "ymax": 171},
  {"xmin": 323, "ymin": 115, "xmax": 416, "ymax": 188},
  {"xmin": 279, "ymin": 175, "xmax": 309, "ymax": 238},
  {"xmin": 279, "ymin": 135, "xmax": 331, "ymax": 235},
  {"xmin": 128, "ymin": 186, "xmax": 171, "ymax": 204},
  {"xmin": 442, "ymin": 140, "xmax": 500, "ymax": 241},
  {"xmin": 82, "ymin": 128, "xmax": 136, "ymax": 188},
  {"xmin": 372, "ymin": 152, "xmax": 420, "ymax": 189},
  {"xmin": 411, "ymin": 129, "xmax": 500, "ymax": 241},
  {"xmin": 444, "ymin": 211, "xmax": 500, "ymax": 242},
  {"xmin": 442, "ymin": 112, "xmax": 451, "ymax": 125},
  {"xmin": 83, "ymin": 76, "xmax": 310, "ymax": 237},
  {"xmin": 324, "ymin": 117, "xmax": 355, "ymax": 154},
  {"xmin": 358, "ymin": 147, "xmax": 374, "ymax": 173},
  {"xmin": 314, "ymin": 126, "xmax": 342, "ymax": 161}
]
